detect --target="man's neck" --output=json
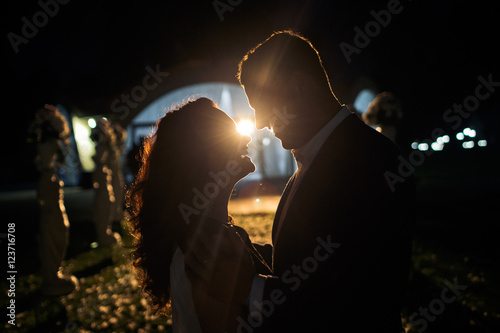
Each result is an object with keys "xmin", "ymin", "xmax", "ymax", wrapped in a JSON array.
[
  {"xmin": 293, "ymin": 104, "xmax": 350, "ymax": 169},
  {"xmin": 309, "ymin": 96, "xmax": 343, "ymax": 137}
]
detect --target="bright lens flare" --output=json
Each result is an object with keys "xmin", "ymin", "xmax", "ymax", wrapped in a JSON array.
[
  {"xmin": 88, "ymin": 118, "xmax": 97, "ymax": 128},
  {"xmin": 237, "ymin": 119, "xmax": 255, "ymax": 136}
]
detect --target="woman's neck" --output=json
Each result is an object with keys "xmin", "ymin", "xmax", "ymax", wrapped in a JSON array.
[
  {"xmin": 206, "ymin": 203, "xmax": 229, "ymax": 222},
  {"xmin": 204, "ymin": 187, "xmax": 233, "ymax": 222}
]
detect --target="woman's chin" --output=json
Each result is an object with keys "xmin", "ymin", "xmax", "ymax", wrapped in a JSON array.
[{"xmin": 239, "ymin": 155, "xmax": 256, "ymax": 176}]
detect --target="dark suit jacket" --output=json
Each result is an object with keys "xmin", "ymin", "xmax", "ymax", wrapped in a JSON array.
[{"xmin": 252, "ymin": 113, "xmax": 415, "ymax": 332}]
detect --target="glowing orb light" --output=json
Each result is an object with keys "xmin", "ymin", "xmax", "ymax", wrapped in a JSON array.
[
  {"xmin": 88, "ymin": 118, "xmax": 97, "ymax": 128},
  {"xmin": 237, "ymin": 119, "xmax": 255, "ymax": 136}
]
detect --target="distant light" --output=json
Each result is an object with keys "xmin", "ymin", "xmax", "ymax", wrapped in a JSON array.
[
  {"xmin": 255, "ymin": 198, "xmax": 260, "ymax": 203},
  {"xmin": 72, "ymin": 116, "xmax": 96, "ymax": 172},
  {"xmin": 468, "ymin": 129, "xmax": 476, "ymax": 138},
  {"xmin": 431, "ymin": 142, "xmax": 444, "ymax": 151},
  {"xmin": 353, "ymin": 89, "xmax": 377, "ymax": 114},
  {"xmin": 90, "ymin": 242, "xmax": 99, "ymax": 249},
  {"xmin": 462, "ymin": 141, "xmax": 474, "ymax": 149},
  {"xmin": 478, "ymin": 140, "xmax": 487, "ymax": 147},
  {"xmin": 418, "ymin": 143, "xmax": 429, "ymax": 151},
  {"xmin": 237, "ymin": 119, "xmax": 255, "ymax": 136},
  {"xmin": 456, "ymin": 133, "xmax": 465, "ymax": 140},
  {"xmin": 88, "ymin": 118, "xmax": 97, "ymax": 128},
  {"xmin": 262, "ymin": 137, "xmax": 271, "ymax": 146},
  {"xmin": 437, "ymin": 137, "xmax": 444, "ymax": 144},
  {"xmin": 442, "ymin": 135, "xmax": 450, "ymax": 143},
  {"xmin": 463, "ymin": 128, "xmax": 471, "ymax": 136},
  {"xmin": 411, "ymin": 142, "xmax": 419, "ymax": 149}
]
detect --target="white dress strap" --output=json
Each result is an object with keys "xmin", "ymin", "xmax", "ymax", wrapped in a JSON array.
[{"xmin": 170, "ymin": 247, "xmax": 202, "ymax": 333}]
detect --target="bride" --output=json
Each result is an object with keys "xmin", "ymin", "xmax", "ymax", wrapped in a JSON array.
[{"xmin": 126, "ymin": 97, "xmax": 271, "ymax": 332}]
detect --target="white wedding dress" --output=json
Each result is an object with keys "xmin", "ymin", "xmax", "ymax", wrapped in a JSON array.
[{"xmin": 170, "ymin": 247, "xmax": 202, "ymax": 333}]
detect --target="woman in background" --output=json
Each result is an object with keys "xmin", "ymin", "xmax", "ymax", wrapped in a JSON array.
[
  {"xmin": 363, "ymin": 91, "xmax": 403, "ymax": 143},
  {"xmin": 30, "ymin": 104, "xmax": 78, "ymax": 296}
]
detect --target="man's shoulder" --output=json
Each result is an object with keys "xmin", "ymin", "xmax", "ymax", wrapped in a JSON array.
[{"xmin": 319, "ymin": 114, "xmax": 400, "ymax": 162}]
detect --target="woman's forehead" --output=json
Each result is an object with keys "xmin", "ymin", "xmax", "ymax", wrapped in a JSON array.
[
  {"xmin": 210, "ymin": 107, "xmax": 236, "ymax": 127},
  {"xmin": 193, "ymin": 106, "xmax": 238, "ymax": 143}
]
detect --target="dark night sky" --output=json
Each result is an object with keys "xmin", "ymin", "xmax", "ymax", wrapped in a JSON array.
[{"xmin": 2, "ymin": 0, "xmax": 499, "ymax": 186}]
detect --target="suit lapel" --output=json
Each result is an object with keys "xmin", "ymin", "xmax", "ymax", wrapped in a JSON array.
[
  {"xmin": 293, "ymin": 114, "xmax": 359, "ymax": 197},
  {"xmin": 272, "ymin": 114, "xmax": 359, "ymax": 249},
  {"xmin": 272, "ymin": 173, "xmax": 296, "ymax": 242}
]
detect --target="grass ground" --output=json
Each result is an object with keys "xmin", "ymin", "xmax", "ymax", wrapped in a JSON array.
[{"xmin": 2, "ymin": 193, "xmax": 500, "ymax": 332}]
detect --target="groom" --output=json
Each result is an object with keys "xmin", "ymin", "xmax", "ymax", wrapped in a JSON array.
[{"xmin": 188, "ymin": 30, "xmax": 415, "ymax": 332}]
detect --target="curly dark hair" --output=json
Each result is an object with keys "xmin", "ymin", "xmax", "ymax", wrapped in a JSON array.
[
  {"xmin": 29, "ymin": 104, "xmax": 70, "ymax": 145},
  {"xmin": 126, "ymin": 97, "xmax": 238, "ymax": 314},
  {"xmin": 363, "ymin": 91, "xmax": 402, "ymax": 127}
]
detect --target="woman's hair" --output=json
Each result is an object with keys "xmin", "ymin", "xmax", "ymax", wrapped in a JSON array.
[
  {"xmin": 29, "ymin": 104, "xmax": 70, "ymax": 145},
  {"xmin": 90, "ymin": 117, "xmax": 116, "ymax": 145},
  {"xmin": 126, "ymin": 97, "xmax": 230, "ymax": 313}
]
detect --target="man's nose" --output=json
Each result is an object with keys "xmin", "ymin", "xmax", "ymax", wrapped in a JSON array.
[
  {"xmin": 255, "ymin": 119, "xmax": 267, "ymax": 130},
  {"xmin": 254, "ymin": 111, "xmax": 270, "ymax": 130}
]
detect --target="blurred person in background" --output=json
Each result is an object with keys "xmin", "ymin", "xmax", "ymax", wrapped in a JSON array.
[
  {"xmin": 90, "ymin": 118, "xmax": 122, "ymax": 246},
  {"xmin": 363, "ymin": 91, "xmax": 403, "ymax": 144},
  {"xmin": 109, "ymin": 121, "xmax": 127, "ymax": 224},
  {"xmin": 30, "ymin": 104, "xmax": 78, "ymax": 296}
]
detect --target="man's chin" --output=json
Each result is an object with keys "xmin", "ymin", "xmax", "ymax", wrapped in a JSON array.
[
  {"xmin": 274, "ymin": 131, "xmax": 308, "ymax": 150},
  {"xmin": 280, "ymin": 141, "xmax": 294, "ymax": 150},
  {"xmin": 274, "ymin": 134, "xmax": 296, "ymax": 150}
]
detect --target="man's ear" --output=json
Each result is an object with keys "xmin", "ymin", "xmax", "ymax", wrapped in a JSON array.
[{"xmin": 291, "ymin": 69, "xmax": 316, "ymax": 97}]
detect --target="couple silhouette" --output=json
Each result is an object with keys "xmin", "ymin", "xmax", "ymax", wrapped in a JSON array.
[{"xmin": 127, "ymin": 30, "xmax": 415, "ymax": 333}]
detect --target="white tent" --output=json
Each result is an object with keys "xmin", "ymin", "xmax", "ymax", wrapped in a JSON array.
[{"xmin": 125, "ymin": 82, "xmax": 296, "ymax": 182}]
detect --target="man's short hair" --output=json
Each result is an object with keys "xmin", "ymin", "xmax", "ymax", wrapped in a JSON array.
[{"xmin": 237, "ymin": 30, "xmax": 333, "ymax": 93}]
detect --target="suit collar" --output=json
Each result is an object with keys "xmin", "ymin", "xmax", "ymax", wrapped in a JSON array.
[{"xmin": 291, "ymin": 106, "xmax": 351, "ymax": 171}]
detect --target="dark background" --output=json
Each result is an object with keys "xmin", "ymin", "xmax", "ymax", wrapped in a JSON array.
[
  {"xmin": 2, "ymin": 0, "xmax": 499, "ymax": 187},
  {"xmin": 2, "ymin": 1, "xmax": 500, "ymax": 331}
]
